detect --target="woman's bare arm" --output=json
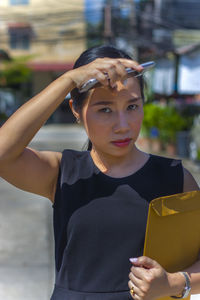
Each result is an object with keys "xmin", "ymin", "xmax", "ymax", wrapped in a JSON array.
[
  {"xmin": 0, "ymin": 72, "xmax": 75, "ymax": 201},
  {"xmin": 183, "ymin": 167, "xmax": 200, "ymax": 192}
]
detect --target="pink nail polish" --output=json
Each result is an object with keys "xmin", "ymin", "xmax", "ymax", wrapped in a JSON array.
[{"xmin": 129, "ymin": 258, "xmax": 138, "ymax": 263}]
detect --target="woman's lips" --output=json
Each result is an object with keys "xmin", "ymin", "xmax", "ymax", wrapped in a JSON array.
[{"xmin": 112, "ymin": 138, "xmax": 132, "ymax": 147}]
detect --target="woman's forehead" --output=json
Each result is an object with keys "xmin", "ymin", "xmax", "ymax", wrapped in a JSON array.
[{"xmin": 88, "ymin": 77, "xmax": 141, "ymax": 103}]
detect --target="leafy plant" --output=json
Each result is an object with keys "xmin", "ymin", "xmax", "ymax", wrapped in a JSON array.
[
  {"xmin": 0, "ymin": 57, "xmax": 32, "ymax": 89},
  {"xmin": 142, "ymin": 103, "xmax": 187, "ymax": 144},
  {"xmin": 159, "ymin": 106, "xmax": 186, "ymax": 144},
  {"xmin": 142, "ymin": 103, "xmax": 163, "ymax": 137}
]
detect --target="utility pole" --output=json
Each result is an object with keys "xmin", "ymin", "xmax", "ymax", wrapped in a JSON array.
[
  {"xmin": 154, "ymin": 0, "xmax": 162, "ymax": 24},
  {"xmin": 128, "ymin": 0, "xmax": 138, "ymax": 59},
  {"xmin": 104, "ymin": 0, "xmax": 113, "ymax": 44}
]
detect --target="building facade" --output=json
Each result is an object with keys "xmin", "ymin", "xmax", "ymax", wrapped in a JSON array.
[{"xmin": 0, "ymin": 0, "xmax": 86, "ymax": 94}]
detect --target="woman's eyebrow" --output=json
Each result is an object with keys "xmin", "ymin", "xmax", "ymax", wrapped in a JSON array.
[
  {"xmin": 92, "ymin": 97, "xmax": 141, "ymax": 106},
  {"xmin": 92, "ymin": 101, "xmax": 113, "ymax": 106},
  {"xmin": 128, "ymin": 97, "xmax": 142, "ymax": 103}
]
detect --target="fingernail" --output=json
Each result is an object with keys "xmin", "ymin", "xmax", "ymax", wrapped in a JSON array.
[{"xmin": 129, "ymin": 258, "xmax": 138, "ymax": 263}]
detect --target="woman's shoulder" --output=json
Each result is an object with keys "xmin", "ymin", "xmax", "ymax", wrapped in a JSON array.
[
  {"xmin": 183, "ymin": 167, "xmax": 200, "ymax": 192},
  {"xmin": 148, "ymin": 153, "xmax": 199, "ymax": 192},
  {"xmin": 141, "ymin": 153, "xmax": 184, "ymax": 195},
  {"xmin": 149, "ymin": 153, "xmax": 182, "ymax": 167},
  {"xmin": 58, "ymin": 149, "xmax": 95, "ymax": 185},
  {"xmin": 61, "ymin": 149, "xmax": 90, "ymax": 164},
  {"xmin": 62, "ymin": 149, "xmax": 89, "ymax": 157}
]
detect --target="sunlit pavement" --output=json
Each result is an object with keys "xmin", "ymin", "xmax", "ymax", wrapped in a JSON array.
[
  {"xmin": 0, "ymin": 182, "xmax": 53, "ymax": 300},
  {"xmin": 0, "ymin": 124, "xmax": 87, "ymax": 300},
  {"xmin": 0, "ymin": 124, "xmax": 199, "ymax": 300}
]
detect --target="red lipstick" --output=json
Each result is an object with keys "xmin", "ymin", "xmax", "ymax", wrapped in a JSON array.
[{"xmin": 112, "ymin": 138, "xmax": 132, "ymax": 147}]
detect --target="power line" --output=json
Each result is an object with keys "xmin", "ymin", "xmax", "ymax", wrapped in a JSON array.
[
  {"xmin": 0, "ymin": 1, "xmax": 199, "ymax": 46},
  {"xmin": 0, "ymin": 4, "xmax": 199, "ymax": 29}
]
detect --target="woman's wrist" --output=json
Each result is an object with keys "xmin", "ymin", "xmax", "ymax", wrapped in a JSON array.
[
  {"xmin": 167, "ymin": 272, "xmax": 186, "ymax": 297},
  {"xmin": 62, "ymin": 69, "xmax": 79, "ymax": 90},
  {"xmin": 53, "ymin": 70, "xmax": 76, "ymax": 95}
]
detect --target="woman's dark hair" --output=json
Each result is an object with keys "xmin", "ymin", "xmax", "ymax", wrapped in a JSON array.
[{"xmin": 70, "ymin": 44, "xmax": 145, "ymax": 150}]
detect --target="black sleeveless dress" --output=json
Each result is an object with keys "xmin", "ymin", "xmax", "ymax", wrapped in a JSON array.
[{"xmin": 50, "ymin": 150, "xmax": 183, "ymax": 300}]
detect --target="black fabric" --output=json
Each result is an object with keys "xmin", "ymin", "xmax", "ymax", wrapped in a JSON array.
[{"xmin": 51, "ymin": 150, "xmax": 183, "ymax": 300}]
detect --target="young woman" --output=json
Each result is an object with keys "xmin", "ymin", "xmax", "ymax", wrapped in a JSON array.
[{"xmin": 0, "ymin": 45, "xmax": 199, "ymax": 300}]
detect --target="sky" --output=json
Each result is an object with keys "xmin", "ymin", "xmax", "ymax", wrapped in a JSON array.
[
  {"xmin": 85, "ymin": 0, "xmax": 104, "ymax": 24},
  {"xmin": 85, "ymin": 0, "xmax": 139, "ymax": 24}
]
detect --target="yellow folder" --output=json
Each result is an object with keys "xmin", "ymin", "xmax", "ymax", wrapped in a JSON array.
[{"xmin": 143, "ymin": 190, "xmax": 200, "ymax": 300}]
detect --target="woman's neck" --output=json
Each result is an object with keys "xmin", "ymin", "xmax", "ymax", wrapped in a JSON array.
[{"xmin": 90, "ymin": 146, "xmax": 149, "ymax": 178}]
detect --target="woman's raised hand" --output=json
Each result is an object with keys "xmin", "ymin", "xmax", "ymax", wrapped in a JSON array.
[
  {"xmin": 128, "ymin": 256, "xmax": 185, "ymax": 300},
  {"xmin": 67, "ymin": 58, "xmax": 143, "ymax": 90}
]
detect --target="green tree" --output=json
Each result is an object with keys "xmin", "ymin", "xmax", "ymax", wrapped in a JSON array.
[
  {"xmin": 142, "ymin": 103, "xmax": 187, "ymax": 144},
  {"xmin": 86, "ymin": 22, "xmax": 104, "ymax": 48},
  {"xmin": 0, "ymin": 57, "xmax": 32, "ymax": 90}
]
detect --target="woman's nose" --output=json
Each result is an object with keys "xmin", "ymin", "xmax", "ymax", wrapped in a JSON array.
[{"xmin": 113, "ymin": 112, "xmax": 129, "ymax": 133}]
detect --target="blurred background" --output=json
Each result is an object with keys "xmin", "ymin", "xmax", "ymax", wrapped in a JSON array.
[{"xmin": 0, "ymin": 0, "xmax": 200, "ymax": 299}]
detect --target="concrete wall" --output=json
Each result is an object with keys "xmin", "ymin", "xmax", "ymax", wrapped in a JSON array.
[{"xmin": 0, "ymin": 0, "xmax": 86, "ymax": 63}]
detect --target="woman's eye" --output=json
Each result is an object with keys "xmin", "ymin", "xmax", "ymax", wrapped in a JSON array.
[
  {"xmin": 99, "ymin": 107, "xmax": 112, "ymax": 113},
  {"xmin": 127, "ymin": 104, "xmax": 138, "ymax": 111}
]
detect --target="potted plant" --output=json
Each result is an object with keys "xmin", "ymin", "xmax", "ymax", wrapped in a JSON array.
[
  {"xmin": 141, "ymin": 103, "xmax": 186, "ymax": 155},
  {"xmin": 139, "ymin": 103, "xmax": 163, "ymax": 153},
  {"xmin": 0, "ymin": 57, "xmax": 32, "ymax": 124},
  {"xmin": 159, "ymin": 106, "xmax": 186, "ymax": 155}
]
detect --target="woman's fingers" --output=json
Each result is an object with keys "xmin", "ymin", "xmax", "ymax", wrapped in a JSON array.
[
  {"xmin": 91, "ymin": 69, "xmax": 110, "ymax": 87},
  {"xmin": 106, "ymin": 61, "xmax": 128, "ymax": 87},
  {"xmin": 68, "ymin": 57, "xmax": 142, "ymax": 90},
  {"xmin": 117, "ymin": 58, "xmax": 143, "ymax": 72},
  {"xmin": 130, "ymin": 256, "xmax": 158, "ymax": 270},
  {"xmin": 131, "ymin": 265, "xmax": 150, "ymax": 281},
  {"xmin": 129, "ymin": 270, "xmax": 143, "ymax": 287},
  {"xmin": 96, "ymin": 59, "xmax": 140, "ymax": 88},
  {"xmin": 128, "ymin": 279, "xmax": 147, "ymax": 300},
  {"xmin": 128, "ymin": 280, "xmax": 137, "ymax": 299},
  {"xmin": 129, "ymin": 270, "xmax": 150, "ymax": 297},
  {"xmin": 128, "ymin": 256, "xmax": 171, "ymax": 300},
  {"xmin": 100, "ymin": 58, "xmax": 143, "ymax": 84}
]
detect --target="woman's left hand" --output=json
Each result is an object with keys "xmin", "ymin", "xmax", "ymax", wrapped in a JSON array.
[{"xmin": 128, "ymin": 256, "xmax": 173, "ymax": 300}]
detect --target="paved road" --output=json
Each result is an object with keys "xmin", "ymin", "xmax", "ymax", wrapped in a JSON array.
[
  {"xmin": 0, "ymin": 124, "xmax": 87, "ymax": 300},
  {"xmin": 0, "ymin": 124, "xmax": 199, "ymax": 300},
  {"xmin": 0, "ymin": 181, "xmax": 53, "ymax": 300},
  {"xmin": 29, "ymin": 124, "xmax": 88, "ymax": 152}
]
